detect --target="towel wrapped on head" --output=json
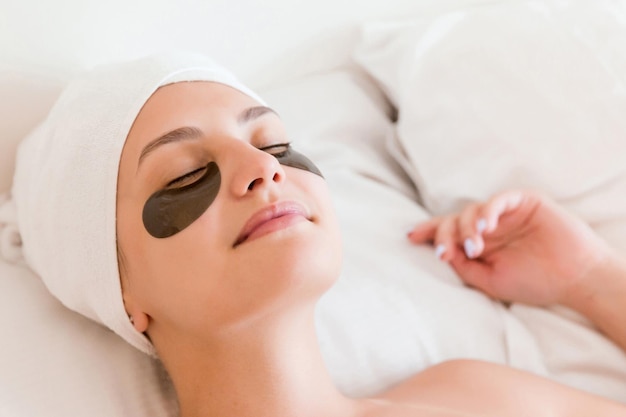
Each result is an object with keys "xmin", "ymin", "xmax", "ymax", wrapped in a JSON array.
[{"xmin": 12, "ymin": 52, "xmax": 266, "ymax": 356}]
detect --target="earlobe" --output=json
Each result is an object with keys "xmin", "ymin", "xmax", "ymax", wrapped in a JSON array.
[
  {"xmin": 128, "ymin": 311, "xmax": 150, "ymax": 333},
  {"xmin": 121, "ymin": 286, "xmax": 150, "ymax": 333}
]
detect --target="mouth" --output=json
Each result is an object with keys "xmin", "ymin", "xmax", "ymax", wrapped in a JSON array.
[{"xmin": 233, "ymin": 201, "xmax": 311, "ymax": 247}]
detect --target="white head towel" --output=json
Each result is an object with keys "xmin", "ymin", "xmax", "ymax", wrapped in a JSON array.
[{"xmin": 12, "ymin": 52, "xmax": 265, "ymax": 356}]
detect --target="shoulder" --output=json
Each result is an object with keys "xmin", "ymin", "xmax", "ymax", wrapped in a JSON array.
[
  {"xmin": 378, "ymin": 359, "xmax": 625, "ymax": 417},
  {"xmin": 380, "ymin": 359, "xmax": 520, "ymax": 402}
]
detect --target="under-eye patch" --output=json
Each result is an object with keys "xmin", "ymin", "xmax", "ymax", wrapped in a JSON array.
[
  {"xmin": 269, "ymin": 145, "xmax": 324, "ymax": 178},
  {"xmin": 142, "ymin": 145, "xmax": 323, "ymax": 239},
  {"xmin": 143, "ymin": 162, "xmax": 221, "ymax": 239}
]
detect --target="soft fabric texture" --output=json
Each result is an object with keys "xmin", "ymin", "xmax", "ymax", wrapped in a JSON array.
[
  {"xmin": 260, "ymin": 71, "xmax": 546, "ymax": 396},
  {"xmin": 0, "ymin": 69, "xmax": 414, "ymax": 416},
  {"xmin": 0, "ymin": 259, "xmax": 179, "ymax": 417},
  {"xmin": 353, "ymin": 0, "xmax": 626, "ymax": 255},
  {"xmin": 2, "ymin": 68, "xmax": 548, "ymax": 413},
  {"xmin": 354, "ymin": 0, "xmax": 626, "ymax": 400},
  {"xmin": 12, "ymin": 52, "xmax": 266, "ymax": 356},
  {"xmin": 4, "ymin": 63, "xmax": 626, "ymax": 416}
]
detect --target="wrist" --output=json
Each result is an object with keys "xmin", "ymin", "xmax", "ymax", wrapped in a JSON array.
[
  {"xmin": 563, "ymin": 247, "xmax": 622, "ymax": 309},
  {"xmin": 562, "ymin": 250, "xmax": 626, "ymax": 340}
]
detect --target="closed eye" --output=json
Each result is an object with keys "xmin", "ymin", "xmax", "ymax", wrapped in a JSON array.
[
  {"xmin": 167, "ymin": 166, "xmax": 208, "ymax": 188},
  {"xmin": 260, "ymin": 142, "xmax": 291, "ymax": 158}
]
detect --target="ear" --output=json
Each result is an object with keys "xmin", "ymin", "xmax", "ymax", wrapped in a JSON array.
[
  {"xmin": 128, "ymin": 310, "xmax": 150, "ymax": 333},
  {"xmin": 117, "ymin": 244, "xmax": 151, "ymax": 333},
  {"xmin": 121, "ymin": 281, "xmax": 151, "ymax": 333}
]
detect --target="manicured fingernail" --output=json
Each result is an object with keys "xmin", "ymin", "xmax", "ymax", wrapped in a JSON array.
[
  {"xmin": 435, "ymin": 244, "xmax": 446, "ymax": 259},
  {"xmin": 464, "ymin": 238, "xmax": 476, "ymax": 258},
  {"xmin": 476, "ymin": 218, "xmax": 487, "ymax": 233}
]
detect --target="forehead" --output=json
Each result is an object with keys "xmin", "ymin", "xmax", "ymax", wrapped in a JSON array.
[
  {"xmin": 137, "ymin": 81, "xmax": 260, "ymax": 130},
  {"xmin": 125, "ymin": 81, "xmax": 262, "ymax": 152}
]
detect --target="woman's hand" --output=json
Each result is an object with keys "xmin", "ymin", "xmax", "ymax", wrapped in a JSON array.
[{"xmin": 408, "ymin": 190, "xmax": 615, "ymax": 308}]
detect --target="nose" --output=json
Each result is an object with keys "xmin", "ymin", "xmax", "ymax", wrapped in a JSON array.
[{"xmin": 226, "ymin": 142, "xmax": 286, "ymax": 198}]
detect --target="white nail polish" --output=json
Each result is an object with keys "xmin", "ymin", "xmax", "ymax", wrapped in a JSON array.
[
  {"xmin": 476, "ymin": 218, "xmax": 487, "ymax": 233},
  {"xmin": 435, "ymin": 244, "xmax": 446, "ymax": 259},
  {"xmin": 464, "ymin": 238, "xmax": 476, "ymax": 258}
]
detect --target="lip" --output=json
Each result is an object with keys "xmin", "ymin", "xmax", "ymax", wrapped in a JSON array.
[{"xmin": 233, "ymin": 201, "xmax": 311, "ymax": 247}]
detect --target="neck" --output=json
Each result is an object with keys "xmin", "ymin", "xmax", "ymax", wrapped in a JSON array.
[{"xmin": 156, "ymin": 303, "xmax": 359, "ymax": 417}]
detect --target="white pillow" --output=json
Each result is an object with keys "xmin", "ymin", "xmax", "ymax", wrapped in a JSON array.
[
  {"xmin": 0, "ymin": 260, "xmax": 178, "ymax": 417},
  {"xmin": 0, "ymin": 71, "xmax": 65, "ymax": 195},
  {"xmin": 354, "ymin": 0, "xmax": 626, "ymax": 253}
]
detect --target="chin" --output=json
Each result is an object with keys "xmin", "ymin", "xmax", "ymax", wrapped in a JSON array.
[{"xmin": 246, "ymin": 224, "xmax": 342, "ymax": 296}]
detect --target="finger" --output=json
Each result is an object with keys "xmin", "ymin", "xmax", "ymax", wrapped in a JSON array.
[
  {"xmin": 481, "ymin": 190, "xmax": 526, "ymax": 233},
  {"xmin": 457, "ymin": 203, "xmax": 485, "ymax": 259},
  {"xmin": 433, "ymin": 216, "xmax": 460, "ymax": 261},
  {"xmin": 408, "ymin": 217, "xmax": 441, "ymax": 244},
  {"xmin": 449, "ymin": 255, "xmax": 497, "ymax": 298}
]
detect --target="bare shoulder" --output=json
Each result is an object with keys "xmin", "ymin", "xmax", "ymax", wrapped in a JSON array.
[{"xmin": 376, "ymin": 359, "xmax": 626, "ymax": 417}]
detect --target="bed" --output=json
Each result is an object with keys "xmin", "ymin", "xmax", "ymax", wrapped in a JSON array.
[{"xmin": 1, "ymin": 0, "xmax": 626, "ymax": 415}]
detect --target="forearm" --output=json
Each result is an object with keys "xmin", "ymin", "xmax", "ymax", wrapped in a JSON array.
[{"xmin": 564, "ymin": 253, "xmax": 626, "ymax": 352}]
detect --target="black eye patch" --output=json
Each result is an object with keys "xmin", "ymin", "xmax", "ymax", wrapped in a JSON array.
[
  {"xmin": 142, "ymin": 162, "xmax": 221, "ymax": 239},
  {"xmin": 275, "ymin": 146, "xmax": 323, "ymax": 178},
  {"xmin": 142, "ymin": 146, "xmax": 323, "ymax": 238}
]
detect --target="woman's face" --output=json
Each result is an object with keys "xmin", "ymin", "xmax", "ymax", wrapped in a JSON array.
[{"xmin": 116, "ymin": 81, "xmax": 341, "ymax": 342}]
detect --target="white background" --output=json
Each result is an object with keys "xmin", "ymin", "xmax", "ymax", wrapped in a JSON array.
[{"xmin": 0, "ymin": 0, "xmax": 507, "ymax": 193}]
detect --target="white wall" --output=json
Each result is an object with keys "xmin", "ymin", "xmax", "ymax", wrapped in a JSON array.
[{"xmin": 0, "ymin": 0, "xmax": 509, "ymax": 193}]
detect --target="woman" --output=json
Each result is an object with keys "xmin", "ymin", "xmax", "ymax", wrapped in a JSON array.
[{"xmin": 13, "ymin": 52, "xmax": 626, "ymax": 416}]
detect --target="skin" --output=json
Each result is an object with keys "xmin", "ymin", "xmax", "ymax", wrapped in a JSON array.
[
  {"xmin": 408, "ymin": 190, "xmax": 626, "ymax": 351},
  {"xmin": 116, "ymin": 81, "xmax": 626, "ymax": 417}
]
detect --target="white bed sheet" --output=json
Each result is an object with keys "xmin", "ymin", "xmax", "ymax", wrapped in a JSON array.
[{"xmin": 353, "ymin": 0, "xmax": 626, "ymax": 401}]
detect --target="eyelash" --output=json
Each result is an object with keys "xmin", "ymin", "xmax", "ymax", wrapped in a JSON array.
[
  {"xmin": 167, "ymin": 166, "xmax": 207, "ymax": 187},
  {"xmin": 259, "ymin": 142, "xmax": 291, "ymax": 157},
  {"xmin": 166, "ymin": 142, "xmax": 291, "ymax": 187}
]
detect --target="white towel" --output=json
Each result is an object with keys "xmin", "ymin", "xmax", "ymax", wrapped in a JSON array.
[{"xmin": 12, "ymin": 52, "xmax": 265, "ymax": 356}]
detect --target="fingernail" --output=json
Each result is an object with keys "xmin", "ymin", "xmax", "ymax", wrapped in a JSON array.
[
  {"xmin": 464, "ymin": 238, "xmax": 476, "ymax": 258},
  {"xmin": 435, "ymin": 244, "xmax": 446, "ymax": 259},
  {"xmin": 476, "ymin": 218, "xmax": 487, "ymax": 233}
]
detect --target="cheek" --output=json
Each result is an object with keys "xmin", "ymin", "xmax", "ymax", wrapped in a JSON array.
[
  {"xmin": 135, "ymin": 230, "xmax": 223, "ymax": 295},
  {"xmin": 123, "ymin": 205, "xmax": 247, "ymax": 327},
  {"xmin": 118, "ymin": 196, "xmax": 218, "ymax": 304}
]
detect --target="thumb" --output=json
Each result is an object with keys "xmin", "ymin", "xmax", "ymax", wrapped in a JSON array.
[{"xmin": 449, "ymin": 255, "xmax": 497, "ymax": 298}]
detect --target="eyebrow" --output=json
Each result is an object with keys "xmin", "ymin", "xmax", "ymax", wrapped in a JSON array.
[
  {"xmin": 137, "ymin": 126, "xmax": 203, "ymax": 169},
  {"xmin": 137, "ymin": 105, "xmax": 279, "ymax": 169},
  {"xmin": 237, "ymin": 105, "xmax": 278, "ymax": 125}
]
